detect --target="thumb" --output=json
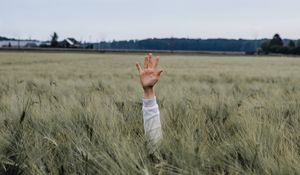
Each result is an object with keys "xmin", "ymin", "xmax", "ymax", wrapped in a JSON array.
[{"xmin": 158, "ymin": 69, "xmax": 163, "ymax": 76}]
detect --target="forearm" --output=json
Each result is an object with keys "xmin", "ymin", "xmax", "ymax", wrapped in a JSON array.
[
  {"xmin": 142, "ymin": 93, "xmax": 162, "ymax": 149},
  {"xmin": 136, "ymin": 53, "xmax": 163, "ymax": 151}
]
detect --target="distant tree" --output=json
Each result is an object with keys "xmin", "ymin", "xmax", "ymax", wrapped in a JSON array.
[
  {"xmin": 295, "ymin": 47, "xmax": 300, "ymax": 55},
  {"xmin": 288, "ymin": 40, "xmax": 296, "ymax": 48},
  {"xmin": 269, "ymin": 34, "xmax": 283, "ymax": 47},
  {"xmin": 293, "ymin": 40, "xmax": 300, "ymax": 55},
  {"xmin": 51, "ymin": 32, "xmax": 59, "ymax": 47},
  {"xmin": 296, "ymin": 40, "xmax": 300, "ymax": 47},
  {"xmin": 85, "ymin": 43, "xmax": 94, "ymax": 49},
  {"xmin": 286, "ymin": 40, "xmax": 296, "ymax": 55},
  {"xmin": 268, "ymin": 34, "xmax": 284, "ymax": 53},
  {"xmin": 260, "ymin": 40, "xmax": 270, "ymax": 53},
  {"xmin": 258, "ymin": 34, "xmax": 299, "ymax": 55}
]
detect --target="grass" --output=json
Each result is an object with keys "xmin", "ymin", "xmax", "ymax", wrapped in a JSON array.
[{"xmin": 0, "ymin": 52, "xmax": 300, "ymax": 174}]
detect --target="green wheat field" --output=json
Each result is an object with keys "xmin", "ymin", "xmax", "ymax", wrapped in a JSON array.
[{"xmin": 0, "ymin": 52, "xmax": 300, "ymax": 175}]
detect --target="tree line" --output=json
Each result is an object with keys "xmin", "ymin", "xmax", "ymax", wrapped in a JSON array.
[
  {"xmin": 2, "ymin": 32, "xmax": 300, "ymax": 55},
  {"xmin": 92, "ymin": 38, "xmax": 262, "ymax": 52},
  {"xmin": 259, "ymin": 34, "xmax": 300, "ymax": 55}
]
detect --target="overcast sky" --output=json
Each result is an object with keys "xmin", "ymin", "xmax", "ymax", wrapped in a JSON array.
[{"xmin": 1, "ymin": 0, "xmax": 300, "ymax": 41}]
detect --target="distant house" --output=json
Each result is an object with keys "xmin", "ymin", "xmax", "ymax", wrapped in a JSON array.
[{"xmin": 59, "ymin": 38, "xmax": 81, "ymax": 48}]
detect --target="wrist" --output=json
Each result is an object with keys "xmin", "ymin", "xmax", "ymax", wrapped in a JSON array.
[{"xmin": 143, "ymin": 87, "xmax": 155, "ymax": 99}]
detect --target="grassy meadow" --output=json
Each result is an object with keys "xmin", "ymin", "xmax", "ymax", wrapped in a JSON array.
[{"xmin": 0, "ymin": 52, "xmax": 300, "ymax": 175}]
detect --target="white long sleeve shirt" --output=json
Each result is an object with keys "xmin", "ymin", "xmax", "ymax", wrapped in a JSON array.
[{"xmin": 142, "ymin": 97, "xmax": 162, "ymax": 151}]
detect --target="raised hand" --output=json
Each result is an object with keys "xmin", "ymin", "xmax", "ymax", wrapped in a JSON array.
[{"xmin": 136, "ymin": 53, "xmax": 163, "ymax": 98}]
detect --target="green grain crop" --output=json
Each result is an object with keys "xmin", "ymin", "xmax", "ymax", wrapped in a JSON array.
[{"xmin": 0, "ymin": 52, "xmax": 300, "ymax": 175}]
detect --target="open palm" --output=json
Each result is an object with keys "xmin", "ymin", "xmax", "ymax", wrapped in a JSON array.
[{"xmin": 136, "ymin": 53, "xmax": 163, "ymax": 90}]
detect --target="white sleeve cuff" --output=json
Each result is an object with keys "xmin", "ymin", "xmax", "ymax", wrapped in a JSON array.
[{"xmin": 142, "ymin": 96, "xmax": 157, "ymax": 107}]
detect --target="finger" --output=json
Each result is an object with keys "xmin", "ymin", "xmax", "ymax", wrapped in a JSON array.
[
  {"xmin": 154, "ymin": 56, "xmax": 159, "ymax": 68},
  {"xmin": 135, "ymin": 63, "xmax": 142, "ymax": 73},
  {"xmin": 144, "ymin": 56, "xmax": 148, "ymax": 69},
  {"xmin": 148, "ymin": 53, "xmax": 153, "ymax": 68}
]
